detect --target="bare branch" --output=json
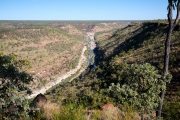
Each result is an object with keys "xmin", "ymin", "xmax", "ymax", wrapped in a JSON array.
[
  {"xmin": 168, "ymin": 0, "xmax": 173, "ymax": 28},
  {"xmin": 172, "ymin": 0, "xmax": 180, "ymax": 29}
]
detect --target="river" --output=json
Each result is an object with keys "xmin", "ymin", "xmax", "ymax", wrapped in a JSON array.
[
  {"xmin": 86, "ymin": 32, "xmax": 96, "ymax": 69},
  {"xmin": 27, "ymin": 32, "xmax": 96, "ymax": 99}
]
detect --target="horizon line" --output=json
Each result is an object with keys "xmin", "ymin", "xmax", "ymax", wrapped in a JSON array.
[{"xmin": 0, "ymin": 19, "xmax": 167, "ymax": 22}]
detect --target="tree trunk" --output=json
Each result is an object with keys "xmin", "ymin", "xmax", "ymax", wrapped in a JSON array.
[
  {"xmin": 157, "ymin": 23, "xmax": 172, "ymax": 117},
  {"xmin": 141, "ymin": 110, "xmax": 144, "ymax": 120},
  {"xmin": 157, "ymin": 0, "xmax": 180, "ymax": 117}
]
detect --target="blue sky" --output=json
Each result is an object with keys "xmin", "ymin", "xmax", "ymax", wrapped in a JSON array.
[{"xmin": 0, "ymin": 0, "xmax": 175, "ymax": 20}]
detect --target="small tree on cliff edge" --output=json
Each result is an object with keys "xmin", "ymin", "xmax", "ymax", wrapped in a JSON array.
[{"xmin": 157, "ymin": 0, "xmax": 180, "ymax": 117}]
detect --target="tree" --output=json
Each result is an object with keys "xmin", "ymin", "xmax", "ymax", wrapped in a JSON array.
[
  {"xmin": 0, "ymin": 52, "xmax": 33, "ymax": 119},
  {"xmin": 107, "ymin": 63, "xmax": 166, "ymax": 120},
  {"xmin": 157, "ymin": 0, "xmax": 180, "ymax": 117}
]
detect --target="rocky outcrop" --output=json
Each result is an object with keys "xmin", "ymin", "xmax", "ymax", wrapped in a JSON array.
[{"xmin": 100, "ymin": 103, "xmax": 114, "ymax": 110}]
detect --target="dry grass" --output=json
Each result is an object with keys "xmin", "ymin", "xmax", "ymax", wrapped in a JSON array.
[
  {"xmin": 37, "ymin": 101, "xmax": 60, "ymax": 120},
  {"xmin": 84, "ymin": 107, "xmax": 141, "ymax": 120},
  {"xmin": 35, "ymin": 102, "xmax": 143, "ymax": 120},
  {"xmin": 99, "ymin": 107, "xmax": 140, "ymax": 120}
]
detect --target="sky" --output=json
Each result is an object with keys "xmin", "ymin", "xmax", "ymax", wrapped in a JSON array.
[{"xmin": 0, "ymin": 0, "xmax": 176, "ymax": 20}]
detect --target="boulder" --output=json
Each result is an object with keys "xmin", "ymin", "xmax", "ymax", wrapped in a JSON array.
[{"xmin": 31, "ymin": 93, "xmax": 47, "ymax": 107}]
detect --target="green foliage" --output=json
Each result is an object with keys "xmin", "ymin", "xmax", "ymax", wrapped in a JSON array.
[
  {"xmin": 57, "ymin": 102, "xmax": 85, "ymax": 120},
  {"xmin": 106, "ymin": 63, "xmax": 165, "ymax": 114},
  {"xmin": 162, "ymin": 102, "xmax": 180, "ymax": 120},
  {"xmin": 95, "ymin": 60, "xmax": 128, "ymax": 88},
  {"xmin": 162, "ymin": 72, "xmax": 172, "ymax": 83},
  {"xmin": 0, "ymin": 53, "xmax": 33, "ymax": 119}
]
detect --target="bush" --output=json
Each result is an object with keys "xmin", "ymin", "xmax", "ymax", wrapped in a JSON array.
[
  {"xmin": 162, "ymin": 102, "xmax": 180, "ymax": 120},
  {"xmin": 106, "ymin": 63, "xmax": 165, "ymax": 119}
]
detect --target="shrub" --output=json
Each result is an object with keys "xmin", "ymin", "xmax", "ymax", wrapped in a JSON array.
[
  {"xmin": 106, "ymin": 63, "xmax": 166, "ymax": 119},
  {"xmin": 0, "ymin": 52, "xmax": 33, "ymax": 119}
]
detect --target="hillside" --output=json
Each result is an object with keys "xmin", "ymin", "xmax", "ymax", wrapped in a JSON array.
[
  {"xmin": 45, "ymin": 21, "xmax": 180, "ymax": 119},
  {"xmin": 0, "ymin": 20, "xmax": 129, "ymax": 92},
  {"xmin": 94, "ymin": 22, "xmax": 180, "ymax": 101},
  {"xmin": 0, "ymin": 21, "xmax": 85, "ymax": 90}
]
